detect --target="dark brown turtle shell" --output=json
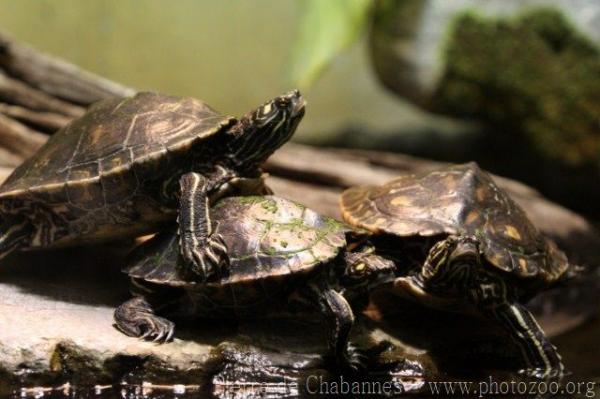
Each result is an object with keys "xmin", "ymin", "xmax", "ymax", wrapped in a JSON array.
[
  {"xmin": 0, "ymin": 92, "xmax": 234, "ymax": 203},
  {"xmin": 126, "ymin": 196, "xmax": 350, "ymax": 287},
  {"xmin": 340, "ymin": 162, "xmax": 569, "ymax": 284}
]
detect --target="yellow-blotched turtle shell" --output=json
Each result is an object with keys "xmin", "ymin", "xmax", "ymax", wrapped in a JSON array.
[
  {"xmin": 125, "ymin": 196, "xmax": 350, "ymax": 296},
  {"xmin": 0, "ymin": 90, "xmax": 305, "ymax": 263},
  {"xmin": 0, "ymin": 92, "xmax": 235, "ymax": 246},
  {"xmin": 116, "ymin": 195, "xmax": 397, "ymax": 372},
  {"xmin": 340, "ymin": 162, "xmax": 569, "ymax": 285}
]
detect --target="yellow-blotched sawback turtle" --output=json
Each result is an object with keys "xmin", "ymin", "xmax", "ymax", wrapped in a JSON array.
[
  {"xmin": 0, "ymin": 90, "xmax": 305, "ymax": 280},
  {"xmin": 340, "ymin": 162, "xmax": 576, "ymax": 379},
  {"xmin": 114, "ymin": 195, "xmax": 396, "ymax": 372}
]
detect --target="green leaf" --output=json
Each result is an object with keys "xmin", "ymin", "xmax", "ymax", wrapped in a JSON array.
[{"xmin": 289, "ymin": 0, "xmax": 372, "ymax": 89}]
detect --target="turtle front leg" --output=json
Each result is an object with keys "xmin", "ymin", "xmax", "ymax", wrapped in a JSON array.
[
  {"xmin": 0, "ymin": 216, "xmax": 33, "ymax": 261},
  {"xmin": 302, "ymin": 280, "xmax": 367, "ymax": 373},
  {"xmin": 470, "ymin": 276, "xmax": 565, "ymax": 380},
  {"xmin": 178, "ymin": 172, "xmax": 229, "ymax": 281},
  {"xmin": 114, "ymin": 296, "xmax": 175, "ymax": 343}
]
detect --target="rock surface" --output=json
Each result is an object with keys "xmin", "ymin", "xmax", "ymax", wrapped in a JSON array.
[
  {"xmin": 0, "ymin": 244, "xmax": 430, "ymax": 395},
  {"xmin": 0, "ymin": 245, "xmax": 214, "ymax": 384}
]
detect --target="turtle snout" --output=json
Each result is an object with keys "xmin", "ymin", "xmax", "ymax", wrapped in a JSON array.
[
  {"xmin": 283, "ymin": 89, "xmax": 301, "ymax": 99},
  {"xmin": 276, "ymin": 90, "xmax": 304, "ymax": 117},
  {"xmin": 450, "ymin": 238, "xmax": 480, "ymax": 265}
]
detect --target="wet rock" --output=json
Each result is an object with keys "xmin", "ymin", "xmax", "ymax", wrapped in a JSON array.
[
  {"xmin": 0, "ymin": 245, "xmax": 429, "ymax": 394},
  {"xmin": 0, "ymin": 246, "xmax": 219, "ymax": 388}
]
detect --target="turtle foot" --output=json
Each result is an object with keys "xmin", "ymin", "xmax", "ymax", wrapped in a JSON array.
[
  {"xmin": 183, "ymin": 233, "xmax": 229, "ymax": 282},
  {"xmin": 114, "ymin": 298, "xmax": 175, "ymax": 343},
  {"xmin": 334, "ymin": 341, "xmax": 402, "ymax": 375},
  {"xmin": 117, "ymin": 313, "xmax": 175, "ymax": 343}
]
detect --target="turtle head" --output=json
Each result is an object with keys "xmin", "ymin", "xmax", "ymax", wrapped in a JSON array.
[
  {"xmin": 423, "ymin": 235, "xmax": 481, "ymax": 280},
  {"xmin": 342, "ymin": 246, "xmax": 396, "ymax": 291},
  {"xmin": 227, "ymin": 89, "xmax": 305, "ymax": 170},
  {"xmin": 449, "ymin": 236, "xmax": 480, "ymax": 265}
]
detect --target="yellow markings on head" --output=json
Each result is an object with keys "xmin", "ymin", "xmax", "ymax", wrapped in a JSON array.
[
  {"xmin": 390, "ymin": 196, "xmax": 412, "ymax": 206},
  {"xmin": 354, "ymin": 263, "xmax": 366, "ymax": 272},
  {"xmin": 504, "ymin": 225, "xmax": 522, "ymax": 240}
]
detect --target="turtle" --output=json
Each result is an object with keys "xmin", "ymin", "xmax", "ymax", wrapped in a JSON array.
[
  {"xmin": 340, "ymin": 162, "xmax": 575, "ymax": 379},
  {"xmin": 113, "ymin": 195, "xmax": 396, "ymax": 372},
  {"xmin": 0, "ymin": 90, "xmax": 305, "ymax": 280}
]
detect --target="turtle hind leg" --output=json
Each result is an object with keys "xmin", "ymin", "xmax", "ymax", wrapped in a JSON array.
[
  {"xmin": 0, "ymin": 215, "xmax": 33, "ymax": 261},
  {"xmin": 114, "ymin": 296, "xmax": 175, "ymax": 343},
  {"xmin": 469, "ymin": 274, "xmax": 565, "ymax": 379},
  {"xmin": 484, "ymin": 301, "xmax": 565, "ymax": 380}
]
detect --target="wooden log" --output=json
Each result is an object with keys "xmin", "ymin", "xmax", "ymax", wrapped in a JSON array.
[
  {"xmin": 0, "ymin": 102, "xmax": 72, "ymax": 132},
  {"xmin": 0, "ymin": 70, "xmax": 84, "ymax": 117},
  {"xmin": 0, "ymin": 147, "xmax": 24, "ymax": 168},
  {"xmin": 266, "ymin": 143, "xmax": 398, "ymax": 187},
  {"xmin": 0, "ymin": 165, "xmax": 12, "ymax": 182},
  {"xmin": 0, "ymin": 29, "xmax": 135, "ymax": 104},
  {"xmin": 267, "ymin": 175, "xmax": 341, "ymax": 217},
  {"xmin": 0, "ymin": 113, "xmax": 48, "ymax": 160}
]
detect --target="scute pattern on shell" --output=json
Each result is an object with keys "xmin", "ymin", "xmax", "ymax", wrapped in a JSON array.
[
  {"xmin": 340, "ymin": 162, "xmax": 569, "ymax": 283},
  {"xmin": 0, "ymin": 92, "xmax": 234, "ymax": 200},
  {"xmin": 125, "ymin": 196, "xmax": 350, "ymax": 287}
]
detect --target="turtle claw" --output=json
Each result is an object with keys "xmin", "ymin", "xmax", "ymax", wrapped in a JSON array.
[
  {"xmin": 183, "ymin": 233, "xmax": 229, "ymax": 281},
  {"xmin": 117, "ymin": 312, "xmax": 175, "ymax": 344},
  {"xmin": 165, "ymin": 326, "xmax": 176, "ymax": 342},
  {"xmin": 339, "ymin": 345, "xmax": 370, "ymax": 375},
  {"xmin": 140, "ymin": 329, "xmax": 152, "ymax": 340}
]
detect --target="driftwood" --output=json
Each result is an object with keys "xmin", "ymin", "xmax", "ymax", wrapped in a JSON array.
[
  {"xmin": 0, "ymin": 30, "xmax": 134, "ymax": 104},
  {"xmin": 0, "ymin": 113, "xmax": 47, "ymax": 161},
  {"xmin": 0, "ymin": 29, "xmax": 598, "ymax": 269},
  {"xmin": 0, "ymin": 102, "xmax": 71, "ymax": 131},
  {"xmin": 0, "ymin": 70, "xmax": 85, "ymax": 117}
]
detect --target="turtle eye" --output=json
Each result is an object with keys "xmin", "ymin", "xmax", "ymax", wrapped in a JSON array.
[
  {"xmin": 276, "ymin": 97, "xmax": 290, "ymax": 108},
  {"xmin": 354, "ymin": 262, "xmax": 366, "ymax": 273}
]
